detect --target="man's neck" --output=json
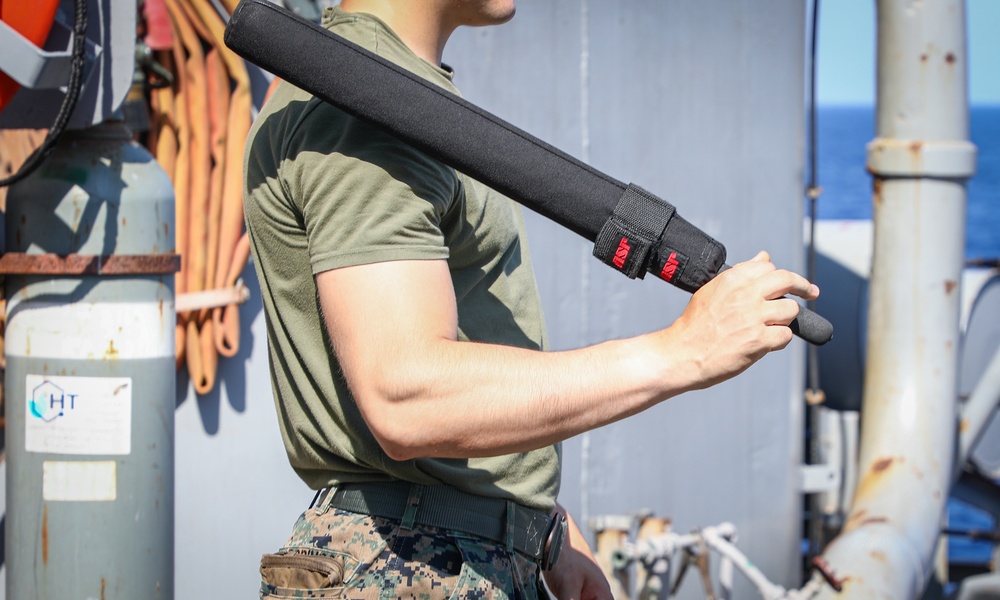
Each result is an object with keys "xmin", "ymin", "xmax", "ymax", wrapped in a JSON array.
[{"xmin": 339, "ymin": 0, "xmax": 455, "ymax": 66}]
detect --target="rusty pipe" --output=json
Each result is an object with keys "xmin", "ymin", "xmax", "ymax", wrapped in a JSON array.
[{"xmin": 814, "ymin": 0, "xmax": 976, "ymax": 597}]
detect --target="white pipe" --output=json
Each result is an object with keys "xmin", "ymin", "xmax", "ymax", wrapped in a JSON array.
[
  {"xmin": 817, "ymin": 406, "xmax": 845, "ymax": 520},
  {"xmin": 839, "ymin": 411, "xmax": 860, "ymax": 515},
  {"xmin": 614, "ymin": 523, "xmax": 824, "ymax": 600},
  {"xmin": 814, "ymin": 0, "xmax": 975, "ymax": 597},
  {"xmin": 719, "ymin": 554, "xmax": 734, "ymax": 600},
  {"xmin": 960, "ymin": 345, "xmax": 1000, "ymax": 465},
  {"xmin": 701, "ymin": 524, "xmax": 787, "ymax": 600}
]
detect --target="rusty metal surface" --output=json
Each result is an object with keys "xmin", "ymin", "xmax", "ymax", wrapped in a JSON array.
[
  {"xmin": 811, "ymin": 556, "xmax": 844, "ymax": 592},
  {"xmin": 815, "ymin": 0, "xmax": 973, "ymax": 597},
  {"xmin": 0, "ymin": 252, "xmax": 180, "ymax": 275}
]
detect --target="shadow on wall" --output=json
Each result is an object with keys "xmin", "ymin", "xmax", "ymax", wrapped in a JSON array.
[{"xmin": 175, "ymin": 260, "xmax": 264, "ymax": 436}]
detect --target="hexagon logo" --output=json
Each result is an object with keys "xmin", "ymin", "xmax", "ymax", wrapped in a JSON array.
[{"xmin": 28, "ymin": 380, "xmax": 71, "ymax": 423}]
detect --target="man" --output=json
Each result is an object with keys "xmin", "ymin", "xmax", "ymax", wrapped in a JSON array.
[{"xmin": 243, "ymin": 0, "xmax": 819, "ymax": 598}]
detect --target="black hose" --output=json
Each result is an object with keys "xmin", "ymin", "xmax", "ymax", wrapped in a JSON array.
[{"xmin": 0, "ymin": 0, "xmax": 90, "ymax": 188}]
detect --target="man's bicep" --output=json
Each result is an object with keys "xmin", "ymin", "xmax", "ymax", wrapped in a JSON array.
[{"xmin": 316, "ymin": 259, "xmax": 459, "ymax": 399}]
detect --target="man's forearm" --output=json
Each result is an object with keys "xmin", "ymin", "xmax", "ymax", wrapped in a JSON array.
[
  {"xmin": 321, "ymin": 253, "xmax": 815, "ymax": 461},
  {"xmin": 345, "ymin": 327, "xmax": 688, "ymax": 460}
]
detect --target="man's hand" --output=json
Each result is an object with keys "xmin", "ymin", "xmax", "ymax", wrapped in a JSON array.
[
  {"xmin": 657, "ymin": 250, "xmax": 820, "ymax": 392},
  {"xmin": 542, "ymin": 507, "xmax": 613, "ymax": 600}
]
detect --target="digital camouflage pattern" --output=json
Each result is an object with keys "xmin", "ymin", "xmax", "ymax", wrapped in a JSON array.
[{"xmin": 260, "ymin": 507, "xmax": 546, "ymax": 599}]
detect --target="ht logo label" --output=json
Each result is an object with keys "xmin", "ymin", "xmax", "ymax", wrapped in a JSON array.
[{"xmin": 28, "ymin": 380, "xmax": 79, "ymax": 423}]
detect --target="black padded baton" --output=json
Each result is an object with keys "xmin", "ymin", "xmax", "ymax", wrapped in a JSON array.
[{"xmin": 224, "ymin": 0, "xmax": 832, "ymax": 345}]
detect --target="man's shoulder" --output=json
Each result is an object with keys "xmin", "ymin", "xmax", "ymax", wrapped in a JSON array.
[{"xmin": 253, "ymin": 81, "xmax": 342, "ymax": 142}]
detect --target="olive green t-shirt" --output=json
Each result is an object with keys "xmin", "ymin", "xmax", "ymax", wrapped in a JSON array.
[{"xmin": 243, "ymin": 8, "xmax": 560, "ymax": 511}]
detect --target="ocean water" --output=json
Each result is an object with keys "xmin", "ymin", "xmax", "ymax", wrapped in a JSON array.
[
  {"xmin": 815, "ymin": 105, "xmax": 1000, "ymax": 260},
  {"xmin": 815, "ymin": 105, "xmax": 1000, "ymax": 566}
]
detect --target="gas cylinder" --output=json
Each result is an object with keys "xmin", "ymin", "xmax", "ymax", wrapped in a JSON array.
[{"xmin": 4, "ymin": 121, "xmax": 176, "ymax": 599}]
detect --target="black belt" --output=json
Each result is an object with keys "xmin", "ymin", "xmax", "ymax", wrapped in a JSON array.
[{"xmin": 314, "ymin": 481, "xmax": 566, "ymax": 570}]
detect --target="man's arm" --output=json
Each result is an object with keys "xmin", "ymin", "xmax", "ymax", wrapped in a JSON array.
[{"xmin": 316, "ymin": 250, "xmax": 817, "ymax": 461}]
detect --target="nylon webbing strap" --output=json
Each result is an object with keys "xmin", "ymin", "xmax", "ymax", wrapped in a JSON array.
[
  {"xmin": 321, "ymin": 482, "xmax": 554, "ymax": 562},
  {"xmin": 594, "ymin": 183, "xmax": 677, "ymax": 279}
]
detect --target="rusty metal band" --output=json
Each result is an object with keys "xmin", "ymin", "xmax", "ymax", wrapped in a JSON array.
[{"xmin": 0, "ymin": 253, "xmax": 181, "ymax": 275}]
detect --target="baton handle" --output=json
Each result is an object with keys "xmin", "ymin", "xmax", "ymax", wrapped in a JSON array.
[
  {"xmin": 718, "ymin": 264, "xmax": 833, "ymax": 346},
  {"xmin": 791, "ymin": 304, "xmax": 833, "ymax": 346}
]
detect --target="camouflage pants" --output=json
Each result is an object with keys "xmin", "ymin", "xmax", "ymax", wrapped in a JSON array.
[{"xmin": 259, "ymin": 504, "xmax": 546, "ymax": 599}]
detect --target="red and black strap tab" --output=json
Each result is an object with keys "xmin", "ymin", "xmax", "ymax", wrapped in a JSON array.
[
  {"xmin": 594, "ymin": 184, "xmax": 677, "ymax": 279},
  {"xmin": 654, "ymin": 249, "xmax": 689, "ymax": 284}
]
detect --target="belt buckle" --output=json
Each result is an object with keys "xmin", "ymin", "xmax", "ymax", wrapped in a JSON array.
[{"xmin": 541, "ymin": 512, "xmax": 567, "ymax": 571}]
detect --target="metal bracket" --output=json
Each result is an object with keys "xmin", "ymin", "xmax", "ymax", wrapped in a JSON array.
[
  {"xmin": 0, "ymin": 17, "xmax": 101, "ymax": 90},
  {"xmin": 800, "ymin": 464, "xmax": 841, "ymax": 494},
  {"xmin": 867, "ymin": 138, "xmax": 977, "ymax": 178},
  {"xmin": 590, "ymin": 514, "xmax": 637, "ymax": 533}
]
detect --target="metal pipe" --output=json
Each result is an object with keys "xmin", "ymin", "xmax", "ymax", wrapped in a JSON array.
[
  {"xmin": 613, "ymin": 523, "xmax": 827, "ymax": 600},
  {"xmin": 814, "ymin": 0, "xmax": 976, "ymax": 596},
  {"xmin": 959, "ymin": 345, "xmax": 1000, "ymax": 465},
  {"xmin": 839, "ymin": 411, "xmax": 860, "ymax": 516},
  {"xmin": 719, "ymin": 553, "xmax": 734, "ymax": 600},
  {"xmin": 701, "ymin": 524, "xmax": 787, "ymax": 600},
  {"xmin": 817, "ymin": 406, "xmax": 845, "ymax": 528},
  {"xmin": 954, "ymin": 573, "xmax": 1000, "ymax": 600}
]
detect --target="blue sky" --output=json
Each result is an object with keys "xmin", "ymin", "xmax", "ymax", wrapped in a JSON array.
[{"xmin": 818, "ymin": 0, "xmax": 1000, "ymax": 105}]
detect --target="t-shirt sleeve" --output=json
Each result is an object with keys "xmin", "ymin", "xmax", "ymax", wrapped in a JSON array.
[{"xmin": 282, "ymin": 101, "xmax": 458, "ymax": 274}]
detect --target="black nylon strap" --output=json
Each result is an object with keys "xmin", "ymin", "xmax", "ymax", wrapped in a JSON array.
[
  {"xmin": 318, "ymin": 481, "xmax": 556, "ymax": 564},
  {"xmin": 594, "ymin": 183, "xmax": 677, "ymax": 279}
]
